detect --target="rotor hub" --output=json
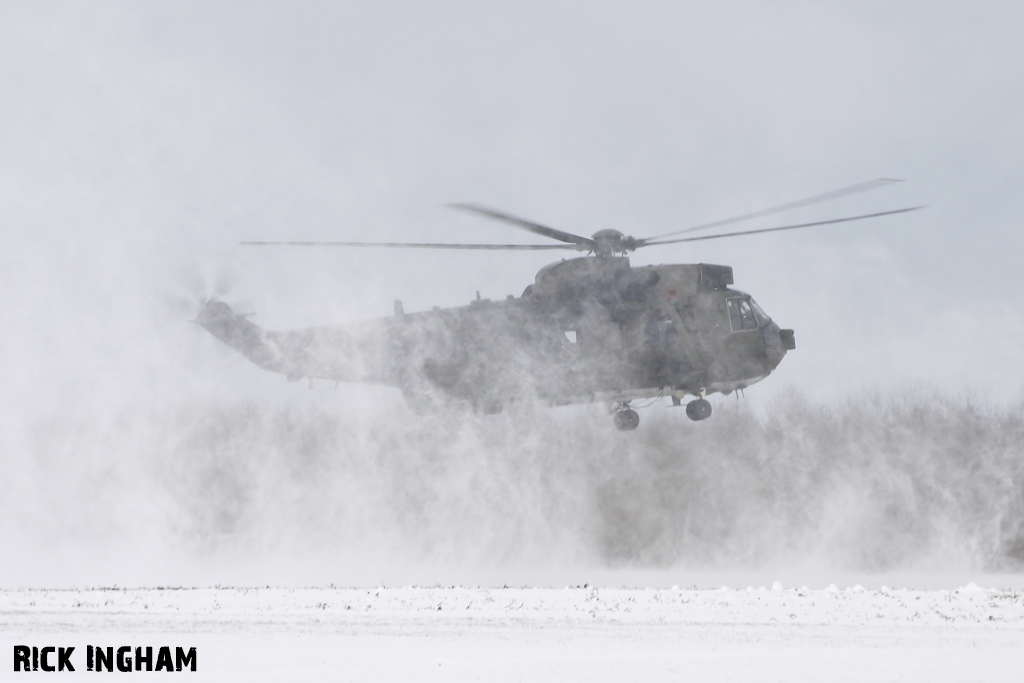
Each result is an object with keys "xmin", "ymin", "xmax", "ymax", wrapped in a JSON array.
[{"xmin": 590, "ymin": 229, "xmax": 637, "ymax": 257}]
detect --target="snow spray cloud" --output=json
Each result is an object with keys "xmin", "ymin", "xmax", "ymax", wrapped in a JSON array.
[
  {"xmin": 5, "ymin": 373, "xmax": 1023, "ymax": 586},
  {"xmin": 148, "ymin": 390, "xmax": 1024, "ymax": 575}
]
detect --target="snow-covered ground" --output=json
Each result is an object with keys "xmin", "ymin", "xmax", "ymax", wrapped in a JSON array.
[{"xmin": 3, "ymin": 584, "xmax": 1023, "ymax": 681}]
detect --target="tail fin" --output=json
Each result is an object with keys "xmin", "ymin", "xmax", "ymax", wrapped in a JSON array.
[
  {"xmin": 194, "ymin": 300, "xmax": 289, "ymax": 375},
  {"xmin": 194, "ymin": 299, "xmax": 237, "ymax": 324}
]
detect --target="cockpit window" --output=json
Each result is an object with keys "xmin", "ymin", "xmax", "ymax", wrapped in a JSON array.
[
  {"xmin": 727, "ymin": 297, "xmax": 759, "ymax": 331},
  {"xmin": 750, "ymin": 299, "xmax": 770, "ymax": 325}
]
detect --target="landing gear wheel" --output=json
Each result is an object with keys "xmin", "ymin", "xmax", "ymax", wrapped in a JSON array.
[
  {"xmin": 685, "ymin": 398, "xmax": 712, "ymax": 421},
  {"xmin": 613, "ymin": 409, "xmax": 640, "ymax": 431}
]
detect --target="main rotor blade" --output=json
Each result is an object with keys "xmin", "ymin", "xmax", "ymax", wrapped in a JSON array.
[
  {"xmin": 641, "ymin": 178, "xmax": 904, "ymax": 242},
  {"xmin": 240, "ymin": 240, "xmax": 574, "ymax": 250},
  {"xmin": 640, "ymin": 206, "xmax": 924, "ymax": 247},
  {"xmin": 448, "ymin": 203, "xmax": 596, "ymax": 249}
]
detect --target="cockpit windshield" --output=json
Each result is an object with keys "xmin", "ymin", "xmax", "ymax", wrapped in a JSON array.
[
  {"xmin": 750, "ymin": 299, "xmax": 770, "ymax": 325},
  {"xmin": 727, "ymin": 297, "xmax": 760, "ymax": 331}
]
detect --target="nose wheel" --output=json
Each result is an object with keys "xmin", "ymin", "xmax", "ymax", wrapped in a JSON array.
[
  {"xmin": 685, "ymin": 398, "xmax": 712, "ymax": 421},
  {"xmin": 613, "ymin": 405, "xmax": 640, "ymax": 431}
]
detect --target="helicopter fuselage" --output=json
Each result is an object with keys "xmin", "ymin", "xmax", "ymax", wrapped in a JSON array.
[{"xmin": 195, "ymin": 257, "xmax": 795, "ymax": 417}]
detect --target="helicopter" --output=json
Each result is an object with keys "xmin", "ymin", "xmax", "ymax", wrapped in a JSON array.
[{"xmin": 195, "ymin": 179, "xmax": 920, "ymax": 431}]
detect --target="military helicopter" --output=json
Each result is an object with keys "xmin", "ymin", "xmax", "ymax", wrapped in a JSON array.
[{"xmin": 195, "ymin": 179, "xmax": 920, "ymax": 430}]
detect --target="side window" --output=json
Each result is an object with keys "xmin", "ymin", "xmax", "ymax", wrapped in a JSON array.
[
  {"xmin": 644, "ymin": 313, "xmax": 678, "ymax": 347},
  {"xmin": 727, "ymin": 298, "xmax": 759, "ymax": 331}
]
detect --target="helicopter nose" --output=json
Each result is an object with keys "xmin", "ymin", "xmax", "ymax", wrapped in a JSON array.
[{"xmin": 762, "ymin": 322, "xmax": 794, "ymax": 368}]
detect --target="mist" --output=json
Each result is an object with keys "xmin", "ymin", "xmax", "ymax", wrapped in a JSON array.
[
  {"xmin": 2, "ymin": 2, "xmax": 1023, "ymax": 587},
  {"xmin": 4, "ymin": 384, "xmax": 1023, "ymax": 586}
]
